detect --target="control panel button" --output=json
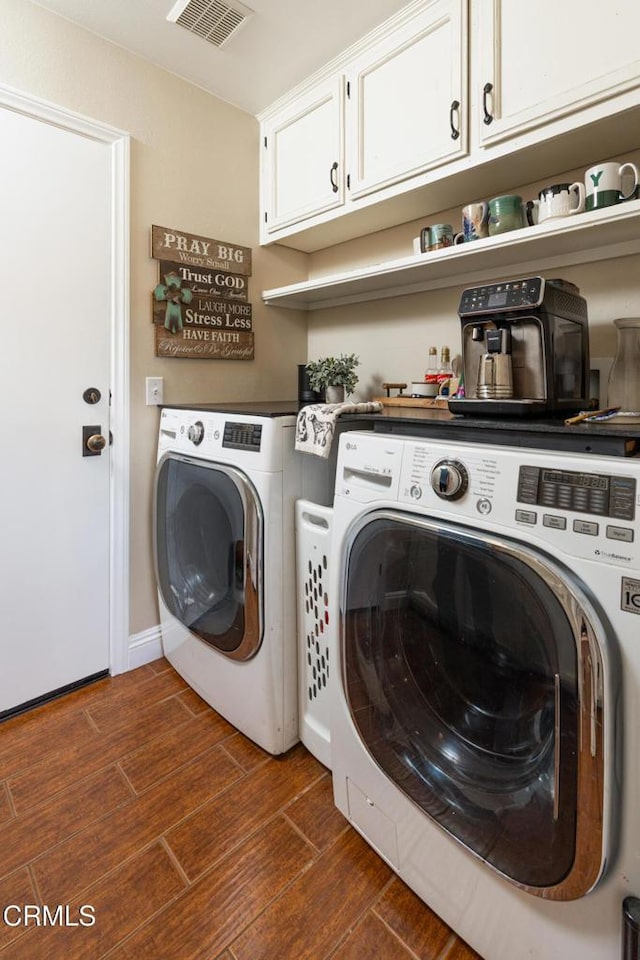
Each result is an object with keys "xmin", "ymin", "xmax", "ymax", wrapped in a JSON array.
[
  {"xmin": 517, "ymin": 469, "xmax": 540, "ymax": 504},
  {"xmin": 516, "ymin": 509, "xmax": 537, "ymax": 525},
  {"xmin": 543, "ymin": 515, "xmax": 567, "ymax": 530},
  {"xmin": 476, "ymin": 498, "xmax": 492, "ymax": 515},
  {"xmin": 606, "ymin": 525, "xmax": 634, "ymax": 543},
  {"xmin": 573, "ymin": 519, "xmax": 599, "ymax": 536},
  {"xmin": 611, "ymin": 476, "xmax": 637, "ymax": 521}
]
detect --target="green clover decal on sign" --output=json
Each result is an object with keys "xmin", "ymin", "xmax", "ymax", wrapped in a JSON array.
[{"xmin": 154, "ymin": 271, "xmax": 193, "ymax": 333}]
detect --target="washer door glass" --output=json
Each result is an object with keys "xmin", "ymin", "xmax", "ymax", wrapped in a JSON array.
[
  {"xmin": 342, "ymin": 511, "xmax": 610, "ymax": 899},
  {"xmin": 155, "ymin": 454, "xmax": 262, "ymax": 660}
]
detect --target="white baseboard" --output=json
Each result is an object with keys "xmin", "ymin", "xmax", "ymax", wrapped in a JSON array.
[{"xmin": 127, "ymin": 624, "xmax": 163, "ymax": 670}]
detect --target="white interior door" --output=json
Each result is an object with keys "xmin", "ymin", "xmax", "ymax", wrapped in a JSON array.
[{"xmin": 0, "ymin": 102, "xmax": 118, "ymax": 715}]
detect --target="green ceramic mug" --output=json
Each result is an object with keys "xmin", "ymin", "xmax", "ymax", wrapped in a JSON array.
[{"xmin": 488, "ymin": 195, "xmax": 525, "ymax": 236}]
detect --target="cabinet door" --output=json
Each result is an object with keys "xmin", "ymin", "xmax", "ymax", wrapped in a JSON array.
[
  {"xmin": 347, "ymin": 0, "xmax": 467, "ymax": 200},
  {"xmin": 261, "ymin": 75, "xmax": 344, "ymax": 235},
  {"xmin": 475, "ymin": 0, "xmax": 640, "ymax": 146}
]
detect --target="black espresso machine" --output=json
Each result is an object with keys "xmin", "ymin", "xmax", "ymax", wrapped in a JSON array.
[{"xmin": 448, "ymin": 276, "xmax": 590, "ymax": 417}]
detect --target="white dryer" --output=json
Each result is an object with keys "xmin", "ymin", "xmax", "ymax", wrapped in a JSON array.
[
  {"xmin": 328, "ymin": 429, "xmax": 640, "ymax": 959},
  {"xmin": 155, "ymin": 403, "xmax": 333, "ymax": 755},
  {"xmin": 154, "ymin": 402, "xmax": 369, "ymax": 756}
]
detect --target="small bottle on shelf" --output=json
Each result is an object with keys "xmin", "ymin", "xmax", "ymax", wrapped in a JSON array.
[
  {"xmin": 424, "ymin": 346, "xmax": 439, "ymax": 396},
  {"xmin": 437, "ymin": 346, "xmax": 453, "ymax": 394}
]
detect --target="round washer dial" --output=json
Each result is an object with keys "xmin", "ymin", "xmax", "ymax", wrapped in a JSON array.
[
  {"xmin": 430, "ymin": 458, "xmax": 469, "ymax": 500},
  {"xmin": 187, "ymin": 420, "xmax": 205, "ymax": 445}
]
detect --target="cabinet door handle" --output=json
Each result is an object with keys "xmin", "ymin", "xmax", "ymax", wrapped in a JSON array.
[
  {"xmin": 329, "ymin": 161, "xmax": 339, "ymax": 193},
  {"xmin": 449, "ymin": 99, "xmax": 461, "ymax": 140},
  {"xmin": 482, "ymin": 82, "xmax": 494, "ymax": 125}
]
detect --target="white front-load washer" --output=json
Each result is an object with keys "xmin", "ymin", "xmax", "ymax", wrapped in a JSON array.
[
  {"xmin": 154, "ymin": 403, "xmax": 331, "ymax": 755},
  {"xmin": 328, "ymin": 429, "xmax": 640, "ymax": 959}
]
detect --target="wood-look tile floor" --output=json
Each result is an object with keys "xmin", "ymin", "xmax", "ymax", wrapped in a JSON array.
[{"xmin": 0, "ymin": 659, "xmax": 483, "ymax": 960}]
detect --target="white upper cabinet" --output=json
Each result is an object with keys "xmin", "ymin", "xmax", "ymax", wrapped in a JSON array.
[
  {"xmin": 261, "ymin": 75, "xmax": 345, "ymax": 235},
  {"xmin": 258, "ymin": 0, "xmax": 640, "ymax": 250},
  {"xmin": 475, "ymin": 0, "xmax": 640, "ymax": 146},
  {"xmin": 347, "ymin": 0, "xmax": 467, "ymax": 199}
]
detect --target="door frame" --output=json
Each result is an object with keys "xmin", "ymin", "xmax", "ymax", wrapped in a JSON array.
[{"xmin": 0, "ymin": 82, "xmax": 131, "ymax": 677}]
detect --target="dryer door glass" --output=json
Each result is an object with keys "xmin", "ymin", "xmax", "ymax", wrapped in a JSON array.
[
  {"xmin": 155, "ymin": 455, "xmax": 262, "ymax": 660},
  {"xmin": 342, "ymin": 512, "xmax": 609, "ymax": 899}
]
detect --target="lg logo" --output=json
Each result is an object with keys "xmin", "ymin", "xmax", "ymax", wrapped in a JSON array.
[
  {"xmin": 621, "ymin": 578, "xmax": 640, "ymax": 615},
  {"xmin": 623, "ymin": 590, "xmax": 640, "ymax": 610}
]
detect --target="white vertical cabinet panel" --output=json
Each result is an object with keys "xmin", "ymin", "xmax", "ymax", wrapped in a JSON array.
[
  {"xmin": 475, "ymin": 0, "xmax": 640, "ymax": 146},
  {"xmin": 347, "ymin": 0, "xmax": 467, "ymax": 200},
  {"xmin": 262, "ymin": 75, "xmax": 345, "ymax": 234}
]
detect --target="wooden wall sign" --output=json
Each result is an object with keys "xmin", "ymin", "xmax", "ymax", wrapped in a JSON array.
[
  {"xmin": 151, "ymin": 225, "xmax": 251, "ymax": 276},
  {"xmin": 152, "ymin": 247, "xmax": 254, "ymax": 360}
]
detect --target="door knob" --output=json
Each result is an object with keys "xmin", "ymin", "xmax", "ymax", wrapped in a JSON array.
[
  {"xmin": 87, "ymin": 434, "xmax": 106, "ymax": 453},
  {"xmin": 83, "ymin": 425, "xmax": 107, "ymax": 457}
]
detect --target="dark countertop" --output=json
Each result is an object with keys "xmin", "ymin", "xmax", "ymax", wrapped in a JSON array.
[
  {"xmin": 161, "ymin": 401, "xmax": 640, "ymax": 457},
  {"xmin": 162, "ymin": 400, "xmax": 302, "ymax": 417},
  {"xmin": 371, "ymin": 407, "xmax": 640, "ymax": 456}
]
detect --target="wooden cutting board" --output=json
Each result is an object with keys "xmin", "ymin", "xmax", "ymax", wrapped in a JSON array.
[{"xmin": 374, "ymin": 396, "xmax": 450, "ymax": 409}]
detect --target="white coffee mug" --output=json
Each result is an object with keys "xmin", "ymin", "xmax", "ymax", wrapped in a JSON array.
[
  {"xmin": 527, "ymin": 182, "xmax": 586, "ymax": 224},
  {"xmin": 585, "ymin": 161, "xmax": 639, "ymax": 211},
  {"xmin": 462, "ymin": 201, "xmax": 489, "ymax": 240}
]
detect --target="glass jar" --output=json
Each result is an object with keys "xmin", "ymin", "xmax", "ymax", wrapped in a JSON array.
[{"xmin": 607, "ymin": 318, "xmax": 640, "ymax": 410}]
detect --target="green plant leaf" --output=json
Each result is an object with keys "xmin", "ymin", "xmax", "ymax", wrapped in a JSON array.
[{"xmin": 306, "ymin": 353, "xmax": 360, "ymax": 394}]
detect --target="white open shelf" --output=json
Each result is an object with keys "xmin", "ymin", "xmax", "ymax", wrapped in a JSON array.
[{"xmin": 262, "ymin": 198, "xmax": 640, "ymax": 310}]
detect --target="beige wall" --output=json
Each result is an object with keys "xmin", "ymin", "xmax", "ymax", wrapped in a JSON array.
[{"xmin": 1, "ymin": 0, "xmax": 308, "ymax": 635}]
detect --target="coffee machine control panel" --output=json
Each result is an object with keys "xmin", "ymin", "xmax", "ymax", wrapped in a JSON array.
[{"xmin": 459, "ymin": 277, "xmax": 544, "ymax": 315}]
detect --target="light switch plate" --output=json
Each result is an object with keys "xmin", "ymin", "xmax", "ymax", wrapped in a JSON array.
[{"xmin": 146, "ymin": 377, "xmax": 164, "ymax": 406}]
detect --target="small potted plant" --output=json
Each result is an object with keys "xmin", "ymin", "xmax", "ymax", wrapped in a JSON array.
[{"xmin": 305, "ymin": 353, "xmax": 360, "ymax": 403}]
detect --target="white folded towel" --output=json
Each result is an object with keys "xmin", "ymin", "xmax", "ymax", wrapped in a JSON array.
[{"xmin": 295, "ymin": 401, "xmax": 383, "ymax": 459}]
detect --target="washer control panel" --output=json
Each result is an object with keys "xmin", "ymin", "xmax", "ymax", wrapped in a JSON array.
[
  {"xmin": 157, "ymin": 407, "xmax": 294, "ymax": 473},
  {"xmin": 387, "ymin": 435, "xmax": 639, "ymax": 568},
  {"xmin": 335, "ymin": 433, "xmax": 640, "ymax": 568}
]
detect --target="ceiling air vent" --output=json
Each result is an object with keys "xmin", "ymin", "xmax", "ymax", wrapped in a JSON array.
[{"xmin": 166, "ymin": 0, "xmax": 253, "ymax": 48}]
